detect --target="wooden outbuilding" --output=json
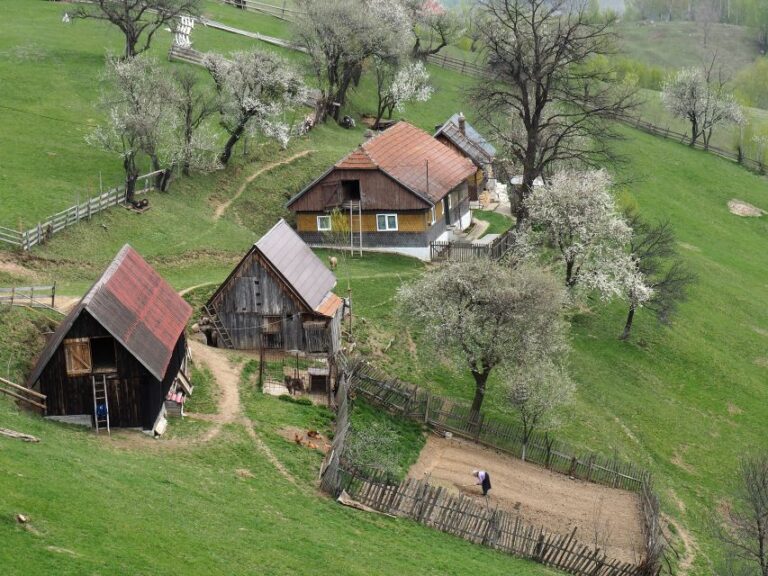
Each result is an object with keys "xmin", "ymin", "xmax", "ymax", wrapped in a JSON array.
[
  {"xmin": 26, "ymin": 245, "xmax": 192, "ymax": 433},
  {"xmin": 286, "ymin": 121, "xmax": 477, "ymax": 261},
  {"xmin": 204, "ymin": 219, "xmax": 344, "ymax": 355},
  {"xmin": 434, "ymin": 113, "xmax": 496, "ymax": 201}
]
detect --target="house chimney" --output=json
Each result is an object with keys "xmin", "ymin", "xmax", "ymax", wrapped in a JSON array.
[{"xmin": 458, "ymin": 112, "xmax": 466, "ymax": 135}]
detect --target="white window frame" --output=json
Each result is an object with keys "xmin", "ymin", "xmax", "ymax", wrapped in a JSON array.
[
  {"xmin": 376, "ymin": 213, "xmax": 398, "ymax": 231},
  {"xmin": 430, "ymin": 206, "xmax": 436, "ymax": 225},
  {"xmin": 317, "ymin": 215, "xmax": 332, "ymax": 231}
]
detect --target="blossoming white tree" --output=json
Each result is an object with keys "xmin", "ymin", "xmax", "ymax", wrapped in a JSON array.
[
  {"xmin": 662, "ymin": 66, "xmax": 744, "ymax": 149},
  {"xmin": 525, "ymin": 170, "xmax": 652, "ymax": 304},
  {"xmin": 88, "ymin": 56, "xmax": 177, "ymax": 202},
  {"xmin": 373, "ymin": 58, "xmax": 433, "ymax": 126},
  {"xmin": 294, "ymin": 0, "xmax": 410, "ymax": 122},
  {"xmin": 397, "ymin": 259, "xmax": 568, "ymax": 417},
  {"xmin": 204, "ymin": 50, "xmax": 305, "ymax": 165},
  {"xmin": 504, "ymin": 360, "xmax": 574, "ymax": 461}
]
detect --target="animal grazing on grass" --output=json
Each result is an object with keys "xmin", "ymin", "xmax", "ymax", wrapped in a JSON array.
[
  {"xmin": 294, "ymin": 432, "xmax": 303, "ymax": 445},
  {"xmin": 284, "ymin": 375, "xmax": 305, "ymax": 396},
  {"xmin": 328, "ymin": 255, "xmax": 338, "ymax": 270}
]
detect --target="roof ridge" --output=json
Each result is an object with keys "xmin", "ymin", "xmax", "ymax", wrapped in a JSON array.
[
  {"xmin": 255, "ymin": 218, "xmax": 288, "ymax": 248},
  {"xmin": 82, "ymin": 243, "xmax": 132, "ymax": 305}
]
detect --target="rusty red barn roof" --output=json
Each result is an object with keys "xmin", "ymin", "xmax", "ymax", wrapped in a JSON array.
[
  {"xmin": 288, "ymin": 121, "xmax": 476, "ymax": 208},
  {"xmin": 27, "ymin": 245, "xmax": 191, "ymax": 385}
]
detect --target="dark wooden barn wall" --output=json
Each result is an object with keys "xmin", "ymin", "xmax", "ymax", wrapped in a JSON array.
[
  {"xmin": 291, "ymin": 169, "xmax": 430, "ymax": 212},
  {"xmin": 36, "ymin": 311, "xmax": 153, "ymax": 428},
  {"xmin": 211, "ymin": 251, "xmax": 337, "ymax": 353}
]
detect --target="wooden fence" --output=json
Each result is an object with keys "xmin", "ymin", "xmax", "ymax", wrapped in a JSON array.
[
  {"xmin": 0, "ymin": 377, "xmax": 46, "ymax": 411},
  {"xmin": 342, "ymin": 356, "xmax": 647, "ymax": 492},
  {"xmin": 220, "ymin": 0, "xmax": 303, "ymax": 20},
  {"xmin": 0, "ymin": 170, "xmax": 165, "ymax": 251},
  {"xmin": 0, "ymin": 284, "xmax": 56, "ymax": 309},
  {"xmin": 321, "ymin": 355, "xmax": 662, "ymax": 576},
  {"xmin": 430, "ymin": 229, "xmax": 516, "ymax": 262}
]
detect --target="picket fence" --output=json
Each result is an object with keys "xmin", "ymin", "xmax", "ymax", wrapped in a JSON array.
[
  {"xmin": 430, "ymin": 229, "xmax": 517, "ymax": 262},
  {"xmin": 0, "ymin": 171, "xmax": 165, "ymax": 251}
]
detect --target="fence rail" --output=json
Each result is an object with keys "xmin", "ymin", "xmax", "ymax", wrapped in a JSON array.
[
  {"xmin": 0, "ymin": 284, "xmax": 55, "ymax": 309},
  {"xmin": 220, "ymin": 0, "xmax": 303, "ymax": 20},
  {"xmin": 0, "ymin": 376, "xmax": 46, "ymax": 411},
  {"xmin": 0, "ymin": 171, "xmax": 165, "ymax": 251}
]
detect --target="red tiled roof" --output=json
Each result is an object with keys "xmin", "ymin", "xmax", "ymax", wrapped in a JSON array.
[
  {"xmin": 27, "ymin": 245, "xmax": 192, "ymax": 385},
  {"xmin": 315, "ymin": 292, "xmax": 343, "ymax": 318},
  {"xmin": 336, "ymin": 148, "xmax": 377, "ymax": 170}
]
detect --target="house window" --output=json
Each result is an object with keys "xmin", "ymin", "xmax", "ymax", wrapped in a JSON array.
[
  {"xmin": 317, "ymin": 215, "xmax": 332, "ymax": 231},
  {"xmin": 430, "ymin": 206, "xmax": 436, "ymax": 225},
  {"xmin": 91, "ymin": 337, "xmax": 117, "ymax": 373},
  {"xmin": 376, "ymin": 214, "xmax": 398, "ymax": 231},
  {"xmin": 63, "ymin": 338, "xmax": 91, "ymax": 376}
]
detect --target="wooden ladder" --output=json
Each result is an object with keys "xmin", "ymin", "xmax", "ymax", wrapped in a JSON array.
[
  {"xmin": 203, "ymin": 304, "xmax": 234, "ymax": 349},
  {"xmin": 91, "ymin": 375, "xmax": 110, "ymax": 435}
]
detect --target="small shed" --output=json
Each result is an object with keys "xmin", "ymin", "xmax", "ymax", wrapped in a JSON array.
[
  {"xmin": 434, "ymin": 112, "xmax": 496, "ymax": 201},
  {"xmin": 205, "ymin": 219, "xmax": 344, "ymax": 355},
  {"xmin": 26, "ymin": 245, "xmax": 192, "ymax": 432}
]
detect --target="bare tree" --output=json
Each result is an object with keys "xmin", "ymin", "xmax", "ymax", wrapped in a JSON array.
[
  {"xmin": 525, "ymin": 170, "xmax": 652, "ymax": 303},
  {"xmin": 294, "ymin": 0, "xmax": 410, "ymax": 122},
  {"xmin": 621, "ymin": 213, "xmax": 695, "ymax": 340},
  {"xmin": 204, "ymin": 50, "xmax": 305, "ymax": 166},
  {"xmin": 373, "ymin": 57, "xmax": 433, "ymax": 126},
  {"xmin": 716, "ymin": 454, "xmax": 768, "ymax": 576},
  {"xmin": 72, "ymin": 0, "xmax": 200, "ymax": 59},
  {"xmin": 662, "ymin": 59, "xmax": 744, "ymax": 149},
  {"xmin": 88, "ymin": 55, "xmax": 176, "ymax": 202},
  {"xmin": 504, "ymin": 359, "xmax": 573, "ymax": 461},
  {"xmin": 402, "ymin": 0, "xmax": 464, "ymax": 59},
  {"xmin": 170, "ymin": 68, "xmax": 219, "ymax": 176},
  {"xmin": 472, "ymin": 0, "xmax": 637, "ymax": 223},
  {"xmin": 397, "ymin": 259, "xmax": 568, "ymax": 417}
]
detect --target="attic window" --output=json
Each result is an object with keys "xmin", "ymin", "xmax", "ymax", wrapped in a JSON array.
[
  {"xmin": 341, "ymin": 180, "xmax": 360, "ymax": 202},
  {"xmin": 91, "ymin": 337, "xmax": 117, "ymax": 373},
  {"xmin": 64, "ymin": 338, "xmax": 91, "ymax": 376}
]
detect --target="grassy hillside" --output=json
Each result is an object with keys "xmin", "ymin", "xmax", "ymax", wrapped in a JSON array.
[{"xmin": 617, "ymin": 20, "xmax": 760, "ymax": 73}]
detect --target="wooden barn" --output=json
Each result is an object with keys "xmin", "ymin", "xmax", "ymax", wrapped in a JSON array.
[
  {"xmin": 26, "ymin": 245, "xmax": 192, "ymax": 433},
  {"xmin": 204, "ymin": 219, "xmax": 344, "ymax": 355},
  {"xmin": 434, "ymin": 113, "xmax": 496, "ymax": 201},
  {"xmin": 286, "ymin": 121, "xmax": 477, "ymax": 261}
]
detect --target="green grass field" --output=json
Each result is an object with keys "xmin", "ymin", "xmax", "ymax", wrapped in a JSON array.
[{"xmin": 3, "ymin": 2, "xmax": 768, "ymax": 574}]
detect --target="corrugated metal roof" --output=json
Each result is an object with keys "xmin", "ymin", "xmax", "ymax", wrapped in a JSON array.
[
  {"xmin": 435, "ymin": 113, "xmax": 496, "ymax": 167},
  {"xmin": 256, "ymin": 219, "xmax": 337, "ymax": 311},
  {"xmin": 315, "ymin": 292, "xmax": 344, "ymax": 318},
  {"xmin": 27, "ymin": 245, "xmax": 191, "ymax": 385},
  {"xmin": 358, "ymin": 122, "xmax": 477, "ymax": 203}
]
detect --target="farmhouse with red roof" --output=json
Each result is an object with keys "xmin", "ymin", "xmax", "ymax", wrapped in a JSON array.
[{"xmin": 286, "ymin": 121, "xmax": 477, "ymax": 260}]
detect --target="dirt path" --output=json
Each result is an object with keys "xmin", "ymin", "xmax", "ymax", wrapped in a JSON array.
[
  {"xmin": 410, "ymin": 436, "xmax": 644, "ymax": 564},
  {"xmin": 214, "ymin": 149, "xmax": 315, "ymax": 220},
  {"xmin": 664, "ymin": 514, "xmax": 697, "ymax": 576},
  {"xmin": 178, "ymin": 282, "xmax": 216, "ymax": 298}
]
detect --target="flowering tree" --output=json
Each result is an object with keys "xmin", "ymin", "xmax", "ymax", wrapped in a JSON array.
[
  {"xmin": 401, "ymin": 0, "xmax": 463, "ymax": 59},
  {"xmin": 504, "ymin": 360, "xmax": 574, "ymax": 461},
  {"xmin": 88, "ymin": 56, "xmax": 176, "ymax": 201},
  {"xmin": 294, "ymin": 0, "xmax": 410, "ymax": 121},
  {"xmin": 204, "ymin": 50, "xmax": 305, "ymax": 166},
  {"xmin": 397, "ymin": 259, "xmax": 568, "ymax": 417},
  {"xmin": 170, "ymin": 68, "xmax": 220, "ymax": 176},
  {"xmin": 373, "ymin": 58, "xmax": 433, "ymax": 126},
  {"xmin": 525, "ymin": 170, "xmax": 652, "ymax": 303},
  {"xmin": 662, "ymin": 66, "xmax": 744, "ymax": 149}
]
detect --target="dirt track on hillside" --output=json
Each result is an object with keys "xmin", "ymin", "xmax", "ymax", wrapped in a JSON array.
[{"xmin": 409, "ymin": 435, "xmax": 644, "ymax": 564}]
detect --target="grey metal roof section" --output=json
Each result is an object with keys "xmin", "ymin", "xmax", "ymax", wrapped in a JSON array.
[
  {"xmin": 256, "ymin": 219, "xmax": 337, "ymax": 310},
  {"xmin": 435, "ymin": 113, "xmax": 496, "ymax": 166}
]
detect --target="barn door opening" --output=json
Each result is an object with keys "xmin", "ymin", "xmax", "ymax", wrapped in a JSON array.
[{"xmin": 91, "ymin": 337, "xmax": 117, "ymax": 373}]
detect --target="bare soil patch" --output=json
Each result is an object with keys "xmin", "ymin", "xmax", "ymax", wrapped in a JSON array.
[
  {"xmin": 728, "ymin": 199, "xmax": 765, "ymax": 217},
  {"xmin": 409, "ymin": 436, "xmax": 644, "ymax": 564},
  {"xmin": 278, "ymin": 426, "xmax": 331, "ymax": 453}
]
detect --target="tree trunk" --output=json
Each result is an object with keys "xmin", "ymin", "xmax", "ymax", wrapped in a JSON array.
[
  {"xmin": 521, "ymin": 440, "xmax": 528, "ymax": 462},
  {"xmin": 565, "ymin": 259, "xmax": 576, "ymax": 288},
  {"xmin": 123, "ymin": 152, "xmax": 138, "ymax": 204},
  {"xmin": 470, "ymin": 367, "xmax": 491, "ymax": 419},
  {"xmin": 690, "ymin": 118, "xmax": 698, "ymax": 147},
  {"xmin": 620, "ymin": 305, "xmax": 636, "ymax": 340},
  {"xmin": 219, "ymin": 124, "xmax": 245, "ymax": 166}
]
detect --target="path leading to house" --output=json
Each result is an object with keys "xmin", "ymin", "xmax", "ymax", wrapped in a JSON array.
[
  {"xmin": 214, "ymin": 149, "xmax": 315, "ymax": 220},
  {"xmin": 409, "ymin": 435, "xmax": 644, "ymax": 564}
]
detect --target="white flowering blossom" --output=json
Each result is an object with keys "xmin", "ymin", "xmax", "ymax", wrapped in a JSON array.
[
  {"xmin": 204, "ymin": 50, "xmax": 305, "ymax": 165},
  {"xmin": 373, "ymin": 58, "xmax": 433, "ymax": 125},
  {"xmin": 662, "ymin": 67, "xmax": 744, "ymax": 149},
  {"xmin": 525, "ymin": 169, "xmax": 653, "ymax": 303}
]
